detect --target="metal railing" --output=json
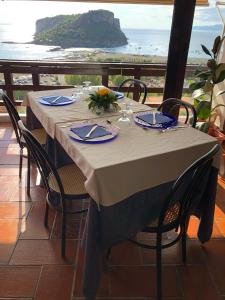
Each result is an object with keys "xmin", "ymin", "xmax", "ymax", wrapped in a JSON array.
[{"xmin": 0, "ymin": 60, "xmax": 197, "ymax": 106}]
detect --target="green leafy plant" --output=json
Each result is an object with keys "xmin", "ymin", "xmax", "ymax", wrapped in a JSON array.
[
  {"xmin": 88, "ymin": 87, "xmax": 120, "ymax": 112},
  {"xmin": 189, "ymin": 35, "xmax": 225, "ymax": 132}
]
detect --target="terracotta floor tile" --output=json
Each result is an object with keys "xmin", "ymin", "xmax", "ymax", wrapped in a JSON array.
[
  {"xmin": 20, "ymin": 201, "xmax": 55, "ymax": 240},
  {"xmin": 0, "ymin": 127, "xmax": 16, "ymax": 140},
  {"xmin": 110, "ymin": 266, "xmax": 182, "ymax": 298},
  {"xmin": 51, "ymin": 213, "xmax": 81, "ymax": 239},
  {"xmin": 0, "ymin": 140, "xmax": 18, "ymax": 147},
  {"xmin": 109, "ymin": 241, "xmax": 142, "ymax": 266},
  {"xmin": 0, "ymin": 244, "xmax": 16, "ymax": 265},
  {"xmin": 10, "ymin": 185, "xmax": 46, "ymax": 202},
  {"xmin": 0, "ymin": 219, "xmax": 20, "ymax": 243},
  {"xmin": 201, "ymin": 240, "xmax": 225, "ymax": 294},
  {"xmin": 187, "ymin": 216, "xmax": 223, "ymax": 238},
  {"xmin": 34, "ymin": 265, "xmax": 74, "ymax": 300},
  {"xmin": 0, "ymin": 148, "xmax": 20, "ymax": 165},
  {"xmin": 0, "ymin": 165, "xmax": 20, "ymax": 176},
  {"xmin": 141, "ymin": 239, "xmax": 205, "ymax": 265},
  {"xmin": 10, "ymin": 239, "xmax": 77, "ymax": 265},
  {"xmin": 73, "ymin": 247, "xmax": 110, "ymax": 298},
  {"xmin": 0, "ymin": 266, "xmax": 40, "ymax": 298},
  {"xmin": 0, "ymin": 202, "xmax": 31, "ymax": 219},
  {"xmin": 215, "ymin": 220, "xmax": 225, "ymax": 237},
  {"xmin": 214, "ymin": 205, "xmax": 225, "ymax": 219},
  {"xmin": 0, "ymin": 176, "xmax": 20, "ymax": 201},
  {"xmin": 177, "ymin": 264, "xmax": 220, "ymax": 300}
]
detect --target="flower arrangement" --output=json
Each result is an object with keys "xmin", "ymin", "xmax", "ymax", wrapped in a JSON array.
[{"xmin": 88, "ymin": 88, "xmax": 120, "ymax": 113}]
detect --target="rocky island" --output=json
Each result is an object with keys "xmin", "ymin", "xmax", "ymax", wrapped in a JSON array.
[{"xmin": 33, "ymin": 10, "xmax": 128, "ymax": 48}]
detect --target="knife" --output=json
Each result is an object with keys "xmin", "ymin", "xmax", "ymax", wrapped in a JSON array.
[
  {"xmin": 51, "ymin": 96, "xmax": 62, "ymax": 104},
  {"xmin": 84, "ymin": 124, "xmax": 98, "ymax": 139},
  {"xmin": 152, "ymin": 111, "xmax": 156, "ymax": 125}
]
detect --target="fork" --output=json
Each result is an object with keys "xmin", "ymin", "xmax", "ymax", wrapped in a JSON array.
[{"xmin": 160, "ymin": 125, "xmax": 186, "ymax": 133}]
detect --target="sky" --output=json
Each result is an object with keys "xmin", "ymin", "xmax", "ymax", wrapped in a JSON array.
[{"xmin": 0, "ymin": 0, "xmax": 224, "ymax": 31}]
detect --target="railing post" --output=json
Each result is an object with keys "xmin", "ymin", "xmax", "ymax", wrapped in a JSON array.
[
  {"xmin": 4, "ymin": 70, "xmax": 14, "ymax": 102},
  {"xmin": 32, "ymin": 74, "xmax": 40, "ymax": 90},
  {"xmin": 134, "ymin": 66, "xmax": 141, "ymax": 101},
  {"xmin": 102, "ymin": 67, "xmax": 109, "ymax": 87}
]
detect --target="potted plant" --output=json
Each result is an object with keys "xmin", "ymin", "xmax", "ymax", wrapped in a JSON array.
[
  {"xmin": 88, "ymin": 87, "xmax": 120, "ymax": 114},
  {"xmin": 189, "ymin": 35, "xmax": 225, "ymax": 141}
]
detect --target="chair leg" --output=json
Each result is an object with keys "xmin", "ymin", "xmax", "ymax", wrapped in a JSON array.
[
  {"xmin": 44, "ymin": 202, "xmax": 49, "ymax": 228},
  {"xmin": 27, "ymin": 150, "xmax": 31, "ymax": 196},
  {"xmin": 19, "ymin": 148, "xmax": 23, "ymax": 181},
  {"xmin": 182, "ymin": 231, "xmax": 187, "ymax": 263},
  {"xmin": 156, "ymin": 244, "xmax": 162, "ymax": 300},
  {"xmin": 106, "ymin": 247, "xmax": 112, "ymax": 261},
  {"xmin": 61, "ymin": 211, "xmax": 67, "ymax": 258}
]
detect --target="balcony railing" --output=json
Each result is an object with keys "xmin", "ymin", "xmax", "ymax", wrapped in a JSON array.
[{"xmin": 0, "ymin": 60, "xmax": 197, "ymax": 106}]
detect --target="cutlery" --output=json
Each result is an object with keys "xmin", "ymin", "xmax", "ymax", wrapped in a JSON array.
[
  {"xmin": 84, "ymin": 124, "xmax": 98, "ymax": 139},
  {"xmin": 160, "ymin": 125, "xmax": 186, "ymax": 133},
  {"xmin": 152, "ymin": 111, "xmax": 156, "ymax": 125},
  {"xmin": 51, "ymin": 96, "xmax": 62, "ymax": 104}
]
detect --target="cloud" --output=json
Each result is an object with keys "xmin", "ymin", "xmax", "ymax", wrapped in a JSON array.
[{"xmin": 194, "ymin": 6, "xmax": 223, "ymax": 25}]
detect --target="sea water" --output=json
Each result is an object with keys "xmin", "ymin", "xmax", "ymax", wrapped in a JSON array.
[{"xmin": 0, "ymin": 23, "xmax": 221, "ymax": 60}]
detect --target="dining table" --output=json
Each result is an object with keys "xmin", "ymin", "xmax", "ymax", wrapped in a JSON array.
[{"xmin": 23, "ymin": 87, "xmax": 220, "ymax": 300}]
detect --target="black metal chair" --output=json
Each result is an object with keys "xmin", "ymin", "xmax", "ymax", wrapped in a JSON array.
[
  {"xmin": 118, "ymin": 78, "xmax": 148, "ymax": 104},
  {"xmin": 157, "ymin": 98, "xmax": 197, "ymax": 128},
  {"xmin": 109, "ymin": 143, "xmax": 219, "ymax": 300},
  {"xmin": 0, "ymin": 90, "xmax": 46, "ymax": 195},
  {"xmin": 18, "ymin": 120, "xmax": 89, "ymax": 257}
]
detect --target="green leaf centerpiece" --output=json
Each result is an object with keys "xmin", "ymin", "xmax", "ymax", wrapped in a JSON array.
[{"xmin": 88, "ymin": 87, "xmax": 120, "ymax": 114}]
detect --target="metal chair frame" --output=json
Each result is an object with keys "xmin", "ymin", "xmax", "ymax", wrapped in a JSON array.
[
  {"xmin": 128, "ymin": 144, "xmax": 219, "ymax": 300},
  {"xmin": 157, "ymin": 98, "xmax": 197, "ymax": 128},
  {"xmin": 1, "ymin": 91, "xmax": 31, "ymax": 195},
  {"xmin": 118, "ymin": 78, "xmax": 148, "ymax": 104},
  {"xmin": 18, "ymin": 120, "xmax": 89, "ymax": 257}
]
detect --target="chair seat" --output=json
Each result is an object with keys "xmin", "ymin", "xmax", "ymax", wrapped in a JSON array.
[
  {"xmin": 31, "ymin": 128, "xmax": 47, "ymax": 145},
  {"xmin": 144, "ymin": 202, "xmax": 180, "ymax": 232},
  {"xmin": 48, "ymin": 164, "xmax": 87, "ymax": 196}
]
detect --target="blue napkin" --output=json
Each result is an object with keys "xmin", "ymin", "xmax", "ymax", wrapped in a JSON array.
[
  {"xmin": 41, "ymin": 95, "xmax": 72, "ymax": 104},
  {"xmin": 114, "ymin": 91, "xmax": 124, "ymax": 99},
  {"xmin": 137, "ymin": 112, "xmax": 173, "ymax": 125},
  {"xmin": 71, "ymin": 124, "xmax": 112, "ymax": 140}
]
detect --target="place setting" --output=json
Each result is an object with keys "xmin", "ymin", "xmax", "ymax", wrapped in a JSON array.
[
  {"xmin": 68, "ymin": 120, "xmax": 120, "ymax": 144},
  {"xmin": 38, "ymin": 95, "xmax": 76, "ymax": 106},
  {"xmin": 133, "ymin": 110, "xmax": 187, "ymax": 132}
]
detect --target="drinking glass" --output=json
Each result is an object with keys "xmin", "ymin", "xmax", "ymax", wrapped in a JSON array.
[
  {"xmin": 118, "ymin": 104, "xmax": 131, "ymax": 123},
  {"xmin": 83, "ymin": 81, "xmax": 92, "ymax": 91},
  {"xmin": 72, "ymin": 85, "xmax": 83, "ymax": 101}
]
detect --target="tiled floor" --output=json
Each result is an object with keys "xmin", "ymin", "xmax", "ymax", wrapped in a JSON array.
[{"xmin": 0, "ymin": 122, "xmax": 225, "ymax": 300}]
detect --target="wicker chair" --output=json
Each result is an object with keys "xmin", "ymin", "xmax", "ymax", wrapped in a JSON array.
[
  {"xmin": 18, "ymin": 120, "xmax": 89, "ymax": 257},
  {"xmin": 118, "ymin": 78, "xmax": 148, "ymax": 104},
  {"xmin": 108, "ymin": 144, "xmax": 219, "ymax": 300},
  {"xmin": 1, "ymin": 90, "xmax": 46, "ymax": 195},
  {"xmin": 157, "ymin": 98, "xmax": 197, "ymax": 128}
]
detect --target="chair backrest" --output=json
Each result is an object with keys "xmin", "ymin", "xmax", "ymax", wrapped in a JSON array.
[
  {"xmin": 157, "ymin": 98, "xmax": 197, "ymax": 128},
  {"xmin": 18, "ymin": 120, "xmax": 65, "ymax": 206},
  {"xmin": 118, "ymin": 79, "xmax": 147, "ymax": 104},
  {"xmin": 0, "ymin": 90, "xmax": 22, "ymax": 145},
  {"xmin": 158, "ymin": 143, "xmax": 220, "ymax": 231}
]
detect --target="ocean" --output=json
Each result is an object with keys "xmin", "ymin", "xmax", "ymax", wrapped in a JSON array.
[{"xmin": 0, "ymin": 24, "xmax": 221, "ymax": 60}]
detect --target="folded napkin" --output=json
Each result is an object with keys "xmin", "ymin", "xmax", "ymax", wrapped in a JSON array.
[
  {"xmin": 114, "ymin": 91, "xmax": 124, "ymax": 99},
  {"xmin": 137, "ymin": 112, "xmax": 173, "ymax": 125},
  {"xmin": 40, "ymin": 95, "xmax": 72, "ymax": 104},
  {"xmin": 71, "ymin": 124, "xmax": 112, "ymax": 140}
]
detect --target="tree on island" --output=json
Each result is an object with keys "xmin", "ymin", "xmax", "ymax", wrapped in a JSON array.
[{"xmin": 33, "ymin": 10, "xmax": 128, "ymax": 48}]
